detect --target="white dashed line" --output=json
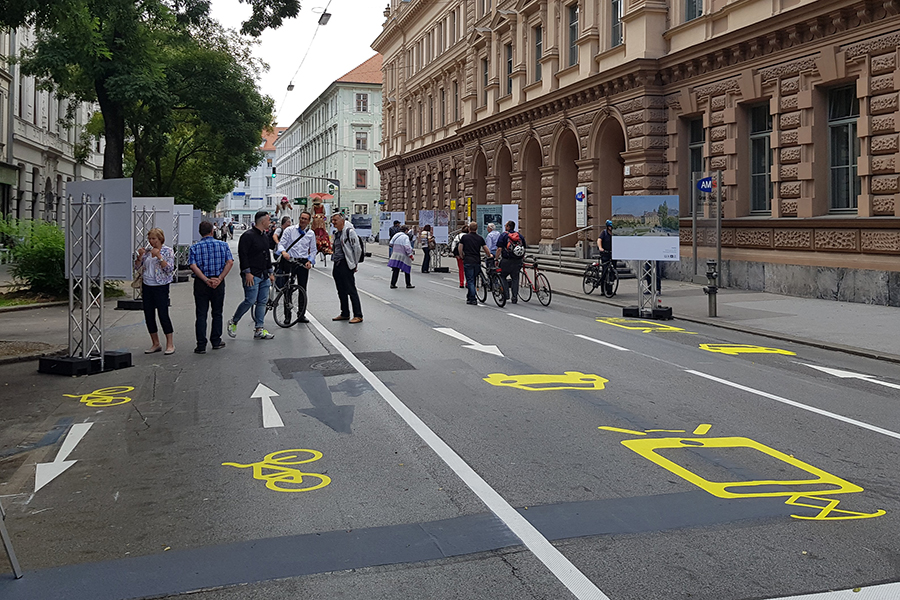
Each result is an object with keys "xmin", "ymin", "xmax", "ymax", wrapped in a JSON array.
[
  {"xmin": 575, "ymin": 335, "xmax": 630, "ymax": 352},
  {"xmin": 358, "ymin": 288, "xmax": 391, "ymax": 304},
  {"xmin": 509, "ymin": 313, "xmax": 543, "ymax": 324}
]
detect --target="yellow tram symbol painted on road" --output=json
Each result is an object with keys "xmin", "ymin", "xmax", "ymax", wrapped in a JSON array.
[
  {"xmin": 599, "ymin": 424, "xmax": 884, "ymax": 521},
  {"xmin": 223, "ymin": 449, "xmax": 331, "ymax": 493},
  {"xmin": 596, "ymin": 318, "xmax": 697, "ymax": 334},
  {"xmin": 699, "ymin": 343, "xmax": 796, "ymax": 356},
  {"xmin": 484, "ymin": 372, "xmax": 609, "ymax": 392},
  {"xmin": 64, "ymin": 386, "xmax": 134, "ymax": 407}
]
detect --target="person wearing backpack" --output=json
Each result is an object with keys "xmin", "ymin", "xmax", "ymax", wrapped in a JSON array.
[
  {"xmin": 494, "ymin": 220, "xmax": 527, "ymax": 304},
  {"xmin": 451, "ymin": 228, "xmax": 467, "ymax": 288}
]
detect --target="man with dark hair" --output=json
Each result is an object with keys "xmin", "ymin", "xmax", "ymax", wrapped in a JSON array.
[
  {"xmin": 276, "ymin": 210, "xmax": 316, "ymax": 323},
  {"xmin": 227, "ymin": 210, "xmax": 276, "ymax": 340},
  {"xmin": 330, "ymin": 212, "xmax": 364, "ymax": 323},
  {"xmin": 495, "ymin": 220, "xmax": 526, "ymax": 304},
  {"xmin": 388, "ymin": 220, "xmax": 401, "ymax": 258},
  {"xmin": 189, "ymin": 221, "xmax": 234, "ymax": 353},
  {"xmin": 457, "ymin": 222, "xmax": 491, "ymax": 305}
]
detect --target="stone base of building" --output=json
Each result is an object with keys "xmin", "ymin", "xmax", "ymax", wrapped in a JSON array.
[{"xmin": 667, "ymin": 260, "xmax": 900, "ymax": 307}]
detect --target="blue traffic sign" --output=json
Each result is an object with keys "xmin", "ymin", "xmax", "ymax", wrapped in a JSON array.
[{"xmin": 697, "ymin": 177, "xmax": 713, "ymax": 193}]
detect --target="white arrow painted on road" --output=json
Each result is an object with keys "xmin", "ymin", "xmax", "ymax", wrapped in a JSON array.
[
  {"xmin": 434, "ymin": 327, "xmax": 504, "ymax": 357},
  {"xmin": 251, "ymin": 383, "xmax": 284, "ymax": 428},
  {"xmin": 35, "ymin": 422, "xmax": 93, "ymax": 493},
  {"xmin": 802, "ymin": 364, "xmax": 900, "ymax": 390}
]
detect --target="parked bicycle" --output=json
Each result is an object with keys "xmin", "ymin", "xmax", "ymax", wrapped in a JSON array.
[
  {"xmin": 474, "ymin": 258, "xmax": 506, "ymax": 306},
  {"xmin": 267, "ymin": 259, "xmax": 308, "ymax": 328},
  {"xmin": 582, "ymin": 251, "xmax": 619, "ymax": 297},
  {"xmin": 518, "ymin": 255, "xmax": 552, "ymax": 306}
]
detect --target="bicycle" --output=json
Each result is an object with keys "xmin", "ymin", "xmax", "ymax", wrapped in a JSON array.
[
  {"xmin": 267, "ymin": 259, "xmax": 309, "ymax": 328},
  {"xmin": 582, "ymin": 251, "xmax": 619, "ymax": 297},
  {"xmin": 518, "ymin": 256, "xmax": 552, "ymax": 306}
]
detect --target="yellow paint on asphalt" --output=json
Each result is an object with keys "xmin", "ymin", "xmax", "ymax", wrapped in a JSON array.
[
  {"xmin": 596, "ymin": 317, "xmax": 697, "ymax": 334},
  {"xmin": 699, "ymin": 343, "xmax": 796, "ymax": 356},
  {"xmin": 223, "ymin": 449, "xmax": 331, "ymax": 493},
  {"xmin": 63, "ymin": 386, "xmax": 134, "ymax": 407},
  {"xmin": 484, "ymin": 372, "xmax": 609, "ymax": 392}
]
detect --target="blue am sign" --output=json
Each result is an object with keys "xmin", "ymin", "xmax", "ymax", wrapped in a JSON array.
[{"xmin": 697, "ymin": 177, "xmax": 714, "ymax": 193}]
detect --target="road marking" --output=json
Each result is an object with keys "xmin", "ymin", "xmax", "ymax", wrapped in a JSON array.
[
  {"xmin": 223, "ymin": 449, "xmax": 330, "ymax": 493},
  {"xmin": 802, "ymin": 364, "xmax": 900, "ymax": 391},
  {"xmin": 358, "ymin": 288, "xmax": 390, "ymax": 304},
  {"xmin": 686, "ymin": 370, "xmax": 900, "ymax": 441},
  {"xmin": 700, "ymin": 343, "xmax": 796, "ymax": 356},
  {"xmin": 428, "ymin": 280, "xmax": 462, "ymax": 290},
  {"xmin": 307, "ymin": 313, "xmax": 610, "ymax": 600},
  {"xmin": 250, "ymin": 383, "xmax": 284, "ymax": 428},
  {"xmin": 575, "ymin": 335, "xmax": 630, "ymax": 352},
  {"xmin": 601, "ymin": 423, "xmax": 883, "ymax": 521},
  {"xmin": 509, "ymin": 313, "xmax": 542, "ymax": 324},
  {"xmin": 596, "ymin": 317, "xmax": 697, "ymax": 334},
  {"xmin": 768, "ymin": 581, "xmax": 900, "ymax": 599},
  {"xmin": 63, "ymin": 386, "xmax": 134, "ymax": 407},
  {"xmin": 434, "ymin": 327, "xmax": 504, "ymax": 357},
  {"xmin": 35, "ymin": 422, "xmax": 93, "ymax": 493},
  {"xmin": 485, "ymin": 372, "xmax": 608, "ymax": 392}
]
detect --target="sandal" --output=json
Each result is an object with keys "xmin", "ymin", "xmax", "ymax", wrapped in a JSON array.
[{"xmin": 144, "ymin": 346, "xmax": 162, "ymax": 354}]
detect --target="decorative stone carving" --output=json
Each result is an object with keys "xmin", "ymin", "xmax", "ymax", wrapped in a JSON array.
[
  {"xmin": 711, "ymin": 156, "xmax": 727, "ymax": 170},
  {"xmin": 735, "ymin": 228, "xmax": 773, "ymax": 247},
  {"xmin": 870, "ymin": 74, "xmax": 895, "ymax": 93},
  {"xmin": 781, "ymin": 200, "xmax": 798, "ymax": 215},
  {"xmin": 871, "ymin": 175, "xmax": 899, "ymax": 193},
  {"xmin": 694, "ymin": 78, "xmax": 741, "ymax": 98},
  {"xmin": 781, "ymin": 147, "xmax": 802, "ymax": 163},
  {"xmin": 711, "ymin": 142, "xmax": 725, "ymax": 154},
  {"xmin": 710, "ymin": 125, "xmax": 728, "ymax": 141},
  {"xmin": 780, "ymin": 131, "xmax": 799, "ymax": 146},
  {"xmin": 871, "ymin": 115, "xmax": 896, "ymax": 133},
  {"xmin": 775, "ymin": 229, "xmax": 812, "ymax": 249},
  {"xmin": 711, "ymin": 96, "xmax": 726, "ymax": 111},
  {"xmin": 666, "ymin": 94, "xmax": 682, "ymax": 110},
  {"xmin": 759, "ymin": 56, "xmax": 818, "ymax": 81},
  {"xmin": 781, "ymin": 95, "xmax": 799, "ymax": 111},
  {"xmin": 861, "ymin": 231, "xmax": 900, "ymax": 252},
  {"xmin": 780, "ymin": 181, "xmax": 802, "ymax": 197},
  {"xmin": 872, "ymin": 156, "xmax": 896, "ymax": 173},
  {"xmin": 870, "ymin": 93, "xmax": 898, "ymax": 115},
  {"xmin": 871, "ymin": 134, "xmax": 899, "ymax": 154},
  {"xmin": 781, "ymin": 165, "xmax": 799, "ymax": 179},
  {"xmin": 710, "ymin": 112, "xmax": 725, "ymax": 125},
  {"xmin": 872, "ymin": 197, "xmax": 896, "ymax": 215},
  {"xmin": 843, "ymin": 31, "xmax": 900, "ymax": 59},
  {"xmin": 623, "ymin": 111, "xmax": 644, "ymax": 125},
  {"xmin": 680, "ymin": 228, "xmax": 693, "ymax": 244},
  {"xmin": 871, "ymin": 53, "xmax": 897, "ymax": 75},
  {"xmin": 540, "ymin": 208, "xmax": 554, "ymax": 219},
  {"xmin": 721, "ymin": 229, "xmax": 734, "ymax": 246},
  {"xmin": 780, "ymin": 112, "xmax": 801, "ymax": 129},
  {"xmin": 814, "ymin": 229, "xmax": 858, "ymax": 251},
  {"xmin": 781, "ymin": 76, "xmax": 800, "ymax": 94}
]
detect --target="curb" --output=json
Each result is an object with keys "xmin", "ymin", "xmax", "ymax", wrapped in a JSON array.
[
  {"xmin": 0, "ymin": 346, "xmax": 67, "ymax": 366},
  {"xmin": 0, "ymin": 300, "xmax": 68, "ymax": 313}
]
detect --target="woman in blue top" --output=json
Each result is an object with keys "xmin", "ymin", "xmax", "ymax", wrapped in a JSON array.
[{"xmin": 136, "ymin": 228, "xmax": 176, "ymax": 355}]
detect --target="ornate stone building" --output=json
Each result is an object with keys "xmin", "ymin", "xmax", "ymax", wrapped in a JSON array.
[{"xmin": 373, "ymin": 0, "xmax": 900, "ymax": 304}]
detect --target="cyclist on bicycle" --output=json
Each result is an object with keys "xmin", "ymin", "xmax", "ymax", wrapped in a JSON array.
[
  {"xmin": 495, "ymin": 221, "xmax": 526, "ymax": 304},
  {"xmin": 276, "ymin": 210, "xmax": 316, "ymax": 323},
  {"xmin": 597, "ymin": 219, "xmax": 614, "ymax": 292}
]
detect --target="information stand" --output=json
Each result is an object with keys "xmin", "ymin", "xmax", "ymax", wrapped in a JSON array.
[{"xmin": 0, "ymin": 494, "xmax": 22, "ymax": 578}]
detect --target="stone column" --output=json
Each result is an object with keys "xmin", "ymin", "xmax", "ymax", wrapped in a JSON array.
[{"xmin": 539, "ymin": 165, "xmax": 558, "ymax": 244}]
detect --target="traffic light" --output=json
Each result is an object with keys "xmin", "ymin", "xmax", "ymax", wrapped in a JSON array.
[{"xmin": 271, "ymin": 167, "xmax": 276, "ymax": 179}]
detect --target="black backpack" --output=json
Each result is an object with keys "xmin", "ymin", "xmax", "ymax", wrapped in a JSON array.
[{"xmin": 266, "ymin": 228, "xmax": 278, "ymax": 250}]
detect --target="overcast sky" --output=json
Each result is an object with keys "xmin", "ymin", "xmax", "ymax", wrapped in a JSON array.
[{"xmin": 209, "ymin": 0, "xmax": 387, "ymax": 128}]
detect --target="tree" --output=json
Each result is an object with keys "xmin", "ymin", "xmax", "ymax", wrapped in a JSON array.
[{"xmin": 1, "ymin": 0, "xmax": 299, "ymax": 179}]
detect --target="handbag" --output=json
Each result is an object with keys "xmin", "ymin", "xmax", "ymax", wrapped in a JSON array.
[{"xmin": 131, "ymin": 271, "xmax": 143, "ymax": 289}]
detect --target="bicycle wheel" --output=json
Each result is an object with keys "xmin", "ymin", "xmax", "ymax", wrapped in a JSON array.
[
  {"xmin": 582, "ymin": 265, "xmax": 599, "ymax": 294},
  {"xmin": 519, "ymin": 270, "xmax": 533, "ymax": 302},
  {"xmin": 272, "ymin": 285, "xmax": 303, "ymax": 328},
  {"xmin": 475, "ymin": 271, "xmax": 487, "ymax": 303},
  {"xmin": 535, "ymin": 273, "xmax": 552, "ymax": 306},
  {"xmin": 491, "ymin": 274, "xmax": 507, "ymax": 307},
  {"xmin": 603, "ymin": 268, "xmax": 620, "ymax": 298}
]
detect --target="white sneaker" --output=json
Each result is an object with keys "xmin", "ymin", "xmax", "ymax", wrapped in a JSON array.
[
  {"xmin": 254, "ymin": 328, "xmax": 275, "ymax": 340},
  {"xmin": 226, "ymin": 319, "xmax": 237, "ymax": 338}
]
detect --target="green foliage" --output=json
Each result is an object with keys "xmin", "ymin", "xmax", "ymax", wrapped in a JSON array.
[{"xmin": 9, "ymin": 220, "xmax": 67, "ymax": 297}]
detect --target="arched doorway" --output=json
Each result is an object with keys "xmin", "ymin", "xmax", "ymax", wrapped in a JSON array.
[
  {"xmin": 495, "ymin": 145, "xmax": 512, "ymax": 204},
  {"xmin": 554, "ymin": 129, "xmax": 579, "ymax": 245},
  {"xmin": 521, "ymin": 137, "xmax": 542, "ymax": 244},
  {"xmin": 592, "ymin": 117, "xmax": 626, "ymax": 222},
  {"xmin": 472, "ymin": 151, "xmax": 487, "ymax": 216}
]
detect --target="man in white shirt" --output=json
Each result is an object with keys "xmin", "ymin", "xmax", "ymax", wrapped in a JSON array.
[
  {"xmin": 485, "ymin": 222, "xmax": 502, "ymax": 270},
  {"xmin": 276, "ymin": 210, "xmax": 317, "ymax": 323}
]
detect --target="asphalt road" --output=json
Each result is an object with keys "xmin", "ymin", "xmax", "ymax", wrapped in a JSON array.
[{"xmin": 1, "ymin": 251, "xmax": 899, "ymax": 600}]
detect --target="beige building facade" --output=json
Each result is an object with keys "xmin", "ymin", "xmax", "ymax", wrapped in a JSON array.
[{"xmin": 373, "ymin": 0, "xmax": 900, "ymax": 304}]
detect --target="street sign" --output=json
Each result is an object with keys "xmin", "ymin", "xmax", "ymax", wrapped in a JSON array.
[
  {"xmin": 295, "ymin": 197, "xmax": 307, "ymax": 206},
  {"xmin": 575, "ymin": 186, "xmax": 587, "ymax": 228},
  {"xmin": 450, "ymin": 199, "xmax": 456, "ymax": 210},
  {"xmin": 697, "ymin": 177, "xmax": 713, "ymax": 193}
]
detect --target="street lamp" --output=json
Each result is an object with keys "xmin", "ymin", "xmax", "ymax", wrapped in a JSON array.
[{"xmin": 318, "ymin": 11, "xmax": 331, "ymax": 25}]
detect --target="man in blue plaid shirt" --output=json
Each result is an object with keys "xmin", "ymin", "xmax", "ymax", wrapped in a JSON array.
[{"xmin": 189, "ymin": 221, "xmax": 234, "ymax": 354}]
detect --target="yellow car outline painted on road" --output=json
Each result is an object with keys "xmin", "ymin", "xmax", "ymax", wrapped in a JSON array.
[
  {"xmin": 596, "ymin": 317, "xmax": 697, "ymax": 334},
  {"xmin": 699, "ymin": 343, "xmax": 796, "ymax": 356},
  {"xmin": 484, "ymin": 371, "xmax": 609, "ymax": 392}
]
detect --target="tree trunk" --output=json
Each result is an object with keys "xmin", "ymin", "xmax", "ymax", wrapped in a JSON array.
[{"xmin": 96, "ymin": 81, "xmax": 125, "ymax": 179}]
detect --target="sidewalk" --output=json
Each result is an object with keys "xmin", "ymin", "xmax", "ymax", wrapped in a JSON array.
[{"xmin": 367, "ymin": 241, "xmax": 900, "ymax": 364}]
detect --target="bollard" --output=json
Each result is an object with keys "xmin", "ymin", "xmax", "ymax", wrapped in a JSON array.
[{"xmin": 702, "ymin": 259, "xmax": 718, "ymax": 317}]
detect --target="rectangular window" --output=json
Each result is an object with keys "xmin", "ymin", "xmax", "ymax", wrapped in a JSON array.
[
  {"xmin": 418, "ymin": 102, "xmax": 424, "ymax": 136},
  {"xmin": 506, "ymin": 44, "xmax": 513, "ymax": 96},
  {"xmin": 749, "ymin": 104, "xmax": 773, "ymax": 213},
  {"xmin": 356, "ymin": 170, "xmax": 367, "ymax": 189},
  {"xmin": 245, "ymin": 177, "xmax": 251, "ymax": 187},
  {"xmin": 440, "ymin": 88, "xmax": 446, "ymax": 127},
  {"xmin": 450, "ymin": 10, "xmax": 456, "ymax": 43},
  {"xmin": 453, "ymin": 81, "xmax": 459, "ymax": 121},
  {"xmin": 355, "ymin": 131, "xmax": 368, "ymax": 150},
  {"xmin": 689, "ymin": 117, "xmax": 705, "ymax": 177},
  {"xmin": 267, "ymin": 177, "xmax": 272, "ymax": 188},
  {"xmin": 482, "ymin": 58, "xmax": 489, "ymax": 106},
  {"xmin": 534, "ymin": 26, "xmax": 543, "ymax": 82},
  {"xmin": 611, "ymin": 0, "xmax": 623, "ymax": 47},
  {"xmin": 356, "ymin": 93, "xmax": 368, "ymax": 112},
  {"xmin": 568, "ymin": 5, "xmax": 579, "ymax": 67},
  {"xmin": 428, "ymin": 95, "xmax": 434, "ymax": 131},
  {"xmin": 828, "ymin": 86, "xmax": 860, "ymax": 212},
  {"xmin": 685, "ymin": 0, "xmax": 702, "ymax": 22}
]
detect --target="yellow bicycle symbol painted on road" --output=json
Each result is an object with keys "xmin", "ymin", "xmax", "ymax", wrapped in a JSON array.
[
  {"xmin": 599, "ymin": 424, "xmax": 885, "ymax": 521},
  {"xmin": 223, "ymin": 449, "xmax": 331, "ymax": 493},
  {"xmin": 63, "ymin": 386, "xmax": 134, "ymax": 407},
  {"xmin": 484, "ymin": 372, "xmax": 609, "ymax": 392},
  {"xmin": 699, "ymin": 343, "xmax": 796, "ymax": 356}
]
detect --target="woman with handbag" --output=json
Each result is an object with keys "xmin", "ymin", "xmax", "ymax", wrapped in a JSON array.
[
  {"xmin": 419, "ymin": 224, "xmax": 435, "ymax": 273},
  {"xmin": 135, "ymin": 227, "xmax": 176, "ymax": 355},
  {"xmin": 388, "ymin": 225, "xmax": 415, "ymax": 289}
]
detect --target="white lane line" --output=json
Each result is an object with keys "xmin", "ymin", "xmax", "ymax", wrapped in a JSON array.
[
  {"xmin": 509, "ymin": 313, "xmax": 543, "ymax": 324},
  {"xmin": 358, "ymin": 288, "xmax": 391, "ymax": 305},
  {"xmin": 429, "ymin": 280, "xmax": 462, "ymax": 290},
  {"xmin": 768, "ymin": 582, "xmax": 900, "ymax": 599},
  {"xmin": 686, "ymin": 370, "xmax": 900, "ymax": 441},
  {"xmin": 307, "ymin": 313, "xmax": 610, "ymax": 600},
  {"xmin": 575, "ymin": 335, "xmax": 630, "ymax": 352}
]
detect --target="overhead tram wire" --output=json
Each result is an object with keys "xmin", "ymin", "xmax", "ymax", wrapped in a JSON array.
[{"xmin": 276, "ymin": 0, "xmax": 334, "ymax": 120}]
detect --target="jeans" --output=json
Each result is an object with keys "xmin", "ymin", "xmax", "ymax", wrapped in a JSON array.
[
  {"xmin": 333, "ymin": 259, "xmax": 362, "ymax": 318},
  {"xmin": 500, "ymin": 260, "xmax": 521, "ymax": 301},
  {"xmin": 194, "ymin": 278, "xmax": 225, "ymax": 348},
  {"xmin": 421, "ymin": 248, "xmax": 431, "ymax": 272},
  {"xmin": 142, "ymin": 283, "xmax": 173, "ymax": 335},
  {"xmin": 463, "ymin": 262, "xmax": 479, "ymax": 303},
  {"xmin": 232, "ymin": 275, "xmax": 270, "ymax": 329}
]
